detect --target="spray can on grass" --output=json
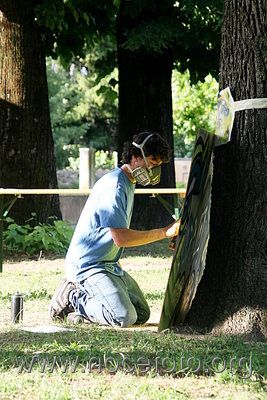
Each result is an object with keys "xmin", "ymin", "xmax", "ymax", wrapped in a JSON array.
[{"xmin": 11, "ymin": 291, "xmax": 23, "ymax": 323}]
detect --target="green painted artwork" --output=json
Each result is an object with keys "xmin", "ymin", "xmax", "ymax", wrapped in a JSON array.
[{"xmin": 158, "ymin": 129, "xmax": 214, "ymax": 332}]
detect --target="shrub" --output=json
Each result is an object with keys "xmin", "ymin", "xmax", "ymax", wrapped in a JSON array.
[{"xmin": 3, "ymin": 215, "xmax": 75, "ymax": 255}]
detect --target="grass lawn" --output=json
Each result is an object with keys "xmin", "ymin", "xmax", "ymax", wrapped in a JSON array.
[{"xmin": 0, "ymin": 240, "xmax": 266, "ymax": 399}]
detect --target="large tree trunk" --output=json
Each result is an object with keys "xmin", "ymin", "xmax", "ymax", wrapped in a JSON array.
[
  {"xmin": 0, "ymin": 0, "xmax": 61, "ymax": 225},
  {"xmin": 185, "ymin": 0, "xmax": 267, "ymax": 339},
  {"xmin": 116, "ymin": 0, "xmax": 175, "ymax": 230}
]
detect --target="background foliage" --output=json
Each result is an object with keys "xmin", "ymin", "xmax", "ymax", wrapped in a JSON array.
[
  {"xmin": 40, "ymin": 1, "xmax": 222, "ymax": 170},
  {"xmin": 172, "ymin": 70, "xmax": 218, "ymax": 157},
  {"xmin": 47, "ymin": 39, "xmax": 118, "ymax": 170},
  {"xmin": 48, "ymin": 57, "xmax": 218, "ymax": 168}
]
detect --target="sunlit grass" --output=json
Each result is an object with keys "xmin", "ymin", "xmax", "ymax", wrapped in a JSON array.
[{"xmin": 0, "ymin": 240, "xmax": 266, "ymax": 399}]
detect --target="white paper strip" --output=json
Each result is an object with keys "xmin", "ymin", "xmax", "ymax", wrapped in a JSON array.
[{"xmin": 234, "ymin": 98, "xmax": 267, "ymax": 111}]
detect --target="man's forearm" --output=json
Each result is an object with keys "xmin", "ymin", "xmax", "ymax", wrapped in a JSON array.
[
  {"xmin": 110, "ymin": 220, "xmax": 180, "ymax": 248},
  {"xmin": 110, "ymin": 227, "xmax": 166, "ymax": 247}
]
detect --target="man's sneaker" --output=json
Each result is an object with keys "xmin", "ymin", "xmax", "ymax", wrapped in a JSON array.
[{"xmin": 49, "ymin": 278, "xmax": 75, "ymax": 321}]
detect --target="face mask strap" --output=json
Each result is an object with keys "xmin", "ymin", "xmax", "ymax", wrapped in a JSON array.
[
  {"xmin": 125, "ymin": 164, "xmax": 133, "ymax": 174},
  {"xmin": 132, "ymin": 134, "xmax": 153, "ymax": 170}
]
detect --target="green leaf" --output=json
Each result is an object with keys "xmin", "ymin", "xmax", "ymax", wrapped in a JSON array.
[
  {"xmin": 108, "ymin": 78, "xmax": 118, "ymax": 87},
  {"xmin": 4, "ymin": 217, "xmax": 14, "ymax": 223},
  {"xmin": 105, "ymin": 89, "xmax": 118, "ymax": 102},
  {"xmin": 83, "ymin": 12, "xmax": 90, "ymax": 25},
  {"xmin": 73, "ymin": 10, "xmax": 79, "ymax": 23},
  {"xmin": 96, "ymin": 86, "xmax": 108, "ymax": 95}
]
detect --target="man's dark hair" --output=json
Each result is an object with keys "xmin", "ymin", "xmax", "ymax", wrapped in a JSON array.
[{"xmin": 121, "ymin": 132, "xmax": 171, "ymax": 164}]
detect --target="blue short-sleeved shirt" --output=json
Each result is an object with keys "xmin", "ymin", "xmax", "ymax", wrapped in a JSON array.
[{"xmin": 65, "ymin": 167, "xmax": 135, "ymax": 282}]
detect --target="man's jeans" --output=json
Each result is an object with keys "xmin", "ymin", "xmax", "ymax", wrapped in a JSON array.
[{"xmin": 69, "ymin": 270, "xmax": 150, "ymax": 327}]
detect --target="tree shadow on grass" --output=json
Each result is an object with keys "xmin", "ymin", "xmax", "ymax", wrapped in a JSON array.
[{"xmin": 0, "ymin": 324, "xmax": 264, "ymax": 380}]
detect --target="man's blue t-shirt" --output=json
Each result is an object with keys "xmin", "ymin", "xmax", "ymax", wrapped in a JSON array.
[{"xmin": 65, "ymin": 167, "xmax": 135, "ymax": 282}]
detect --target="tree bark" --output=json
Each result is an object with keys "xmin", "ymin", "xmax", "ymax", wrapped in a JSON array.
[
  {"xmin": 0, "ymin": 0, "xmax": 61, "ymax": 225},
  {"xmin": 185, "ymin": 0, "xmax": 267, "ymax": 339},
  {"xmin": 116, "ymin": 0, "xmax": 175, "ymax": 230}
]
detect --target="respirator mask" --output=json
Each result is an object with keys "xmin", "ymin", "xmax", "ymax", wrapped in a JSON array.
[{"xmin": 126, "ymin": 134, "xmax": 161, "ymax": 186}]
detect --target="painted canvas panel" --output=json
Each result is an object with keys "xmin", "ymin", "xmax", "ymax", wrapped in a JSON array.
[{"xmin": 158, "ymin": 129, "xmax": 214, "ymax": 332}]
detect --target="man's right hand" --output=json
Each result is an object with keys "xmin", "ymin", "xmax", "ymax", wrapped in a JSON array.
[{"xmin": 165, "ymin": 218, "xmax": 181, "ymax": 239}]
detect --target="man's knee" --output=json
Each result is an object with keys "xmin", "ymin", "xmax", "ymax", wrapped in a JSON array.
[
  {"xmin": 119, "ymin": 304, "xmax": 150, "ymax": 327},
  {"xmin": 135, "ymin": 307, "xmax": 150, "ymax": 325},
  {"xmin": 117, "ymin": 306, "xmax": 138, "ymax": 327},
  {"xmin": 100, "ymin": 303, "xmax": 137, "ymax": 327}
]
